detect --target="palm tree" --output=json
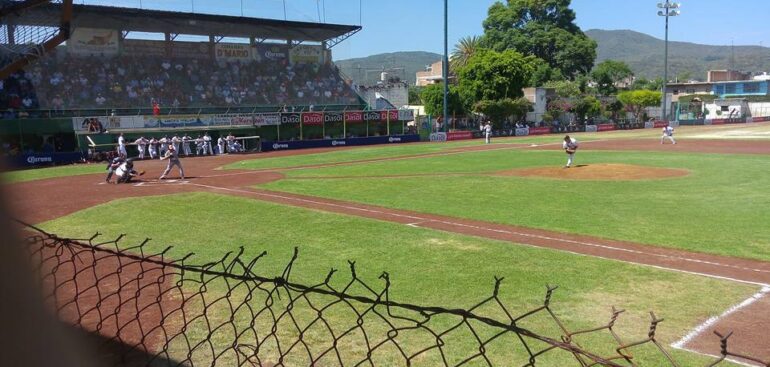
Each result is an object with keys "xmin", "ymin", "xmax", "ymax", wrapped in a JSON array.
[{"xmin": 450, "ymin": 35, "xmax": 481, "ymax": 72}]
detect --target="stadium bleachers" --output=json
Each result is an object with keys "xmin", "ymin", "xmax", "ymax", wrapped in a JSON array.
[{"xmin": 0, "ymin": 50, "xmax": 362, "ymax": 116}]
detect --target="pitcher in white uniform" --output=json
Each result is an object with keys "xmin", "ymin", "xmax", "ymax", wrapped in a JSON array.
[{"xmin": 562, "ymin": 135, "xmax": 579, "ymax": 168}]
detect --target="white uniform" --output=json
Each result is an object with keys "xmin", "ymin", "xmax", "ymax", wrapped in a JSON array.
[
  {"xmin": 484, "ymin": 123, "xmax": 492, "ymax": 144},
  {"xmin": 563, "ymin": 137, "xmax": 579, "ymax": 167},
  {"xmin": 159, "ymin": 145, "xmax": 185, "ymax": 180},
  {"xmin": 172, "ymin": 136, "xmax": 181, "ymax": 153},
  {"xmin": 203, "ymin": 134, "xmax": 213, "ymax": 155},
  {"xmin": 134, "ymin": 138, "xmax": 146, "ymax": 159},
  {"xmin": 182, "ymin": 135, "xmax": 192, "ymax": 156},
  {"xmin": 217, "ymin": 137, "xmax": 226, "ymax": 155},
  {"xmin": 158, "ymin": 137, "xmax": 168, "ymax": 158},
  {"xmin": 117, "ymin": 135, "xmax": 127, "ymax": 157},
  {"xmin": 661, "ymin": 126, "xmax": 676, "ymax": 144},
  {"xmin": 148, "ymin": 138, "xmax": 158, "ymax": 159}
]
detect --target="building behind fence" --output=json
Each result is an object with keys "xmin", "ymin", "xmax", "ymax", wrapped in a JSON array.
[{"xmin": 20, "ymin": 221, "xmax": 769, "ymax": 367}]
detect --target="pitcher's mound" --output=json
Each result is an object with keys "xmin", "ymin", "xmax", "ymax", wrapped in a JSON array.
[{"xmin": 497, "ymin": 163, "xmax": 689, "ymax": 181}]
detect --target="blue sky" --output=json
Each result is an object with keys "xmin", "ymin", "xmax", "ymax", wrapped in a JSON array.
[{"xmin": 82, "ymin": 0, "xmax": 770, "ymax": 60}]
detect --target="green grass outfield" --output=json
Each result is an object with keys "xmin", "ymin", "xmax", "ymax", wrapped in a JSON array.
[
  {"xmin": 260, "ymin": 148, "xmax": 770, "ymax": 261},
  {"xmin": 40, "ymin": 192, "xmax": 756, "ymax": 366},
  {"xmin": 2, "ymin": 163, "xmax": 105, "ymax": 183}
]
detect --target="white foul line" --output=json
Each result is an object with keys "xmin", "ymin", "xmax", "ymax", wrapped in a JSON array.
[
  {"xmin": 671, "ymin": 286, "xmax": 770, "ymax": 350},
  {"xmin": 185, "ymin": 182, "xmax": 770, "ymax": 287}
]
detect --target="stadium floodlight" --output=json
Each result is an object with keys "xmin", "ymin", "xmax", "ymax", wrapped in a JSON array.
[{"xmin": 657, "ymin": 1, "xmax": 682, "ymax": 122}]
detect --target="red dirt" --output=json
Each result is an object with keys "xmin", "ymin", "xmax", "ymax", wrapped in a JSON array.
[
  {"xmin": 6, "ymin": 138, "xmax": 770, "ymax": 363},
  {"xmin": 497, "ymin": 163, "xmax": 690, "ymax": 180}
]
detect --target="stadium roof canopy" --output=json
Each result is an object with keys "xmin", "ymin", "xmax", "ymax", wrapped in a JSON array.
[{"xmin": 14, "ymin": 3, "xmax": 361, "ymax": 47}]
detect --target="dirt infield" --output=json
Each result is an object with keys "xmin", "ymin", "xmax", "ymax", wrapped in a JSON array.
[
  {"xmin": 6, "ymin": 137, "xmax": 770, "ymax": 363},
  {"xmin": 496, "ymin": 163, "xmax": 690, "ymax": 180}
]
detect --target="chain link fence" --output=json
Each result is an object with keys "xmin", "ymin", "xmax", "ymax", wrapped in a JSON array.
[{"xmin": 20, "ymin": 220, "xmax": 769, "ymax": 367}]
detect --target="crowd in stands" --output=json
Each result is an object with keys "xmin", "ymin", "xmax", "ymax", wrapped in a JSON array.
[{"xmin": 0, "ymin": 50, "xmax": 362, "ymax": 116}]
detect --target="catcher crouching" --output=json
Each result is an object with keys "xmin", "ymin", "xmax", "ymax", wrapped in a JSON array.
[
  {"xmin": 115, "ymin": 159, "xmax": 145, "ymax": 184},
  {"xmin": 562, "ymin": 135, "xmax": 579, "ymax": 168}
]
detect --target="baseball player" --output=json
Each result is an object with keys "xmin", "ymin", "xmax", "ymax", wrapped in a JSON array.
[
  {"xmin": 148, "ymin": 137, "xmax": 158, "ymax": 159},
  {"xmin": 158, "ymin": 136, "xmax": 168, "ymax": 158},
  {"xmin": 159, "ymin": 143, "xmax": 185, "ymax": 180},
  {"xmin": 105, "ymin": 154, "xmax": 125, "ymax": 183},
  {"xmin": 226, "ymin": 133, "xmax": 236, "ymax": 153},
  {"xmin": 115, "ymin": 158, "xmax": 144, "ymax": 184},
  {"xmin": 483, "ymin": 121, "xmax": 492, "ymax": 144},
  {"xmin": 217, "ymin": 135, "xmax": 226, "ymax": 155},
  {"xmin": 195, "ymin": 134, "xmax": 205, "ymax": 156},
  {"xmin": 661, "ymin": 124, "xmax": 676, "ymax": 144},
  {"xmin": 182, "ymin": 134, "xmax": 192, "ymax": 156},
  {"xmin": 134, "ymin": 136, "xmax": 147, "ymax": 159},
  {"xmin": 117, "ymin": 133, "xmax": 127, "ymax": 157},
  {"xmin": 562, "ymin": 135, "xmax": 579, "ymax": 168},
  {"xmin": 172, "ymin": 135, "xmax": 181, "ymax": 153},
  {"xmin": 203, "ymin": 132, "xmax": 213, "ymax": 155}
]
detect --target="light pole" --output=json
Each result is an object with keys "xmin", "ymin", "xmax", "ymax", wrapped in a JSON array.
[
  {"xmin": 658, "ymin": 1, "xmax": 680, "ymax": 121},
  {"xmin": 442, "ymin": 0, "xmax": 449, "ymax": 132}
]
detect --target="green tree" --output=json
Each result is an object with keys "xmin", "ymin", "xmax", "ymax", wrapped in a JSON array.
[
  {"xmin": 450, "ymin": 35, "xmax": 482, "ymax": 72},
  {"xmin": 631, "ymin": 77, "xmax": 663, "ymax": 91},
  {"xmin": 529, "ymin": 62, "xmax": 563, "ymax": 87},
  {"xmin": 408, "ymin": 86, "xmax": 423, "ymax": 105},
  {"xmin": 544, "ymin": 80, "xmax": 580, "ymax": 98},
  {"xmin": 420, "ymin": 83, "xmax": 465, "ymax": 117},
  {"xmin": 572, "ymin": 95, "xmax": 601, "ymax": 122},
  {"xmin": 591, "ymin": 60, "xmax": 633, "ymax": 95},
  {"xmin": 617, "ymin": 90, "xmax": 661, "ymax": 121},
  {"xmin": 473, "ymin": 97, "xmax": 532, "ymax": 123},
  {"xmin": 481, "ymin": 0, "xmax": 597, "ymax": 78},
  {"xmin": 457, "ymin": 49, "xmax": 537, "ymax": 102}
]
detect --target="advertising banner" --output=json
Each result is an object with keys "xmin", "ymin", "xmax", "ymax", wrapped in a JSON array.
[
  {"xmin": 261, "ymin": 134, "xmax": 420, "ymax": 151},
  {"xmin": 301, "ymin": 112, "xmax": 324, "ymax": 126},
  {"xmin": 254, "ymin": 44, "xmax": 289, "ymax": 62},
  {"xmin": 344, "ymin": 111, "xmax": 364, "ymax": 124},
  {"xmin": 446, "ymin": 131, "xmax": 473, "ymax": 141},
  {"xmin": 385, "ymin": 110, "xmax": 399, "ymax": 121},
  {"xmin": 429, "ymin": 132, "xmax": 447, "ymax": 142},
  {"xmin": 72, "ymin": 116, "xmax": 143, "ymax": 131},
  {"xmin": 215, "ymin": 43, "xmax": 252, "ymax": 62},
  {"xmin": 653, "ymin": 121, "xmax": 670, "ymax": 128},
  {"xmin": 122, "ymin": 40, "xmax": 210, "ymax": 58},
  {"xmin": 289, "ymin": 44, "xmax": 323, "ymax": 64},
  {"xmin": 597, "ymin": 123, "xmax": 616, "ymax": 132},
  {"xmin": 323, "ymin": 112, "xmax": 344, "ymax": 124},
  {"xmin": 13, "ymin": 152, "xmax": 83, "ymax": 167},
  {"xmin": 398, "ymin": 109, "xmax": 415, "ymax": 121},
  {"xmin": 68, "ymin": 28, "xmax": 119, "ymax": 56},
  {"xmin": 172, "ymin": 41, "xmax": 211, "ymax": 59},
  {"xmin": 363, "ymin": 111, "xmax": 385, "ymax": 122},
  {"xmin": 515, "ymin": 127, "xmax": 530, "ymax": 136},
  {"xmin": 528, "ymin": 127, "xmax": 551, "ymax": 135},
  {"xmin": 122, "ymin": 39, "xmax": 166, "ymax": 57},
  {"xmin": 584, "ymin": 125, "xmax": 598, "ymax": 133},
  {"xmin": 143, "ymin": 115, "xmax": 207, "ymax": 129},
  {"xmin": 280, "ymin": 112, "xmax": 301, "ymax": 124},
  {"xmin": 253, "ymin": 113, "xmax": 281, "ymax": 126}
]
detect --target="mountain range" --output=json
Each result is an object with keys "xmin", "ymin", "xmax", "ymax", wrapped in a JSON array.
[{"xmin": 334, "ymin": 29, "xmax": 770, "ymax": 86}]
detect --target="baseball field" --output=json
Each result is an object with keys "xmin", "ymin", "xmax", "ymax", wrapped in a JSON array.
[{"xmin": 7, "ymin": 123, "xmax": 770, "ymax": 366}]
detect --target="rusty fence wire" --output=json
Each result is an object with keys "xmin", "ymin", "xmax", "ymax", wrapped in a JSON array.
[{"xmin": 19, "ymin": 221, "xmax": 769, "ymax": 367}]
